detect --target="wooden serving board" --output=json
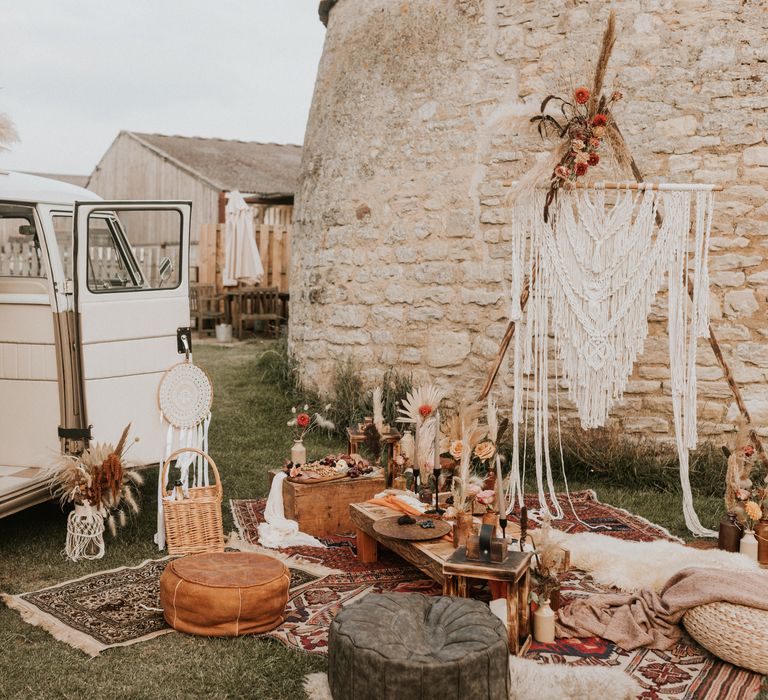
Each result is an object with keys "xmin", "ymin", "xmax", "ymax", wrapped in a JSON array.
[{"xmin": 287, "ymin": 471, "xmax": 348, "ymax": 484}]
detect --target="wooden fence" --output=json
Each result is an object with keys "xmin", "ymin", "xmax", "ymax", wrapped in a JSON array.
[
  {"xmin": 0, "ymin": 239, "xmax": 178, "ymax": 287},
  {"xmin": 197, "ymin": 220, "xmax": 291, "ymax": 294}
]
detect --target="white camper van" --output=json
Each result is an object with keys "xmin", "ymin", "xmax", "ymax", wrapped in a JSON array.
[{"xmin": 0, "ymin": 171, "xmax": 192, "ymax": 517}]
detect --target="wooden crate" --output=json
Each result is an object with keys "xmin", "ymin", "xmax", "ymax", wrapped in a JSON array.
[{"xmin": 268, "ymin": 470, "xmax": 385, "ymax": 537}]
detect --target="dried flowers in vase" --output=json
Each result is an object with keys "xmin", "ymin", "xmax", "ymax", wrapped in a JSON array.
[
  {"xmin": 48, "ymin": 425, "xmax": 142, "ymax": 561},
  {"xmin": 398, "ymin": 383, "xmax": 445, "ymax": 487},
  {"xmin": 287, "ymin": 403, "xmax": 335, "ymax": 441}
]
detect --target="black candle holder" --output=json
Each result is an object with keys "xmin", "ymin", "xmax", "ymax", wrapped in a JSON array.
[{"xmin": 499, "ymin": 516, "xmax": 507, "ymax": 543}]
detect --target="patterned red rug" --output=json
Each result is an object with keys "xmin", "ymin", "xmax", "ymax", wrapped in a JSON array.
[{"xmin": 230, "ymin": 491, "xmax": 763, "ymax": 700}]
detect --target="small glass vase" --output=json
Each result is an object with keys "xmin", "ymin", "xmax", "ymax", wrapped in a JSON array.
[
  {"xmin": 740, "ymin": 529, "xmax": 758, "ymax": 560},
  {"xmin": 533, "ymin": 598, "xmax": 556, "ymax": 643},
  {"xmin": 291, "ymin": 439, "xmax": 307, "ymax": 467},
  {"xmin": 453, "ymin": 511, "xmax": 475, "ymax": 548}
]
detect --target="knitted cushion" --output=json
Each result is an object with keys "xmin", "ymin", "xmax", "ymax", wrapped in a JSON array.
[
  {"xmin": 160, "ymin": 551, "xmax": 289, "ymax": 636},
  {"xmin": 328, "ymin": 593, "xmax": 509, "ymax": 700}
]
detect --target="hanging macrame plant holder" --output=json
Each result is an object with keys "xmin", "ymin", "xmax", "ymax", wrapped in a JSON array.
[
  {"xmin": 505, "ymin": 181, "xmax": 717, "ymax": 537},
  {"xmin": 155, "ymin": 359, "xmax": 213, "ymax": 549},
  {"xmin": 65, "ymin": 502, "xmax": 106, "ymax": 562}
]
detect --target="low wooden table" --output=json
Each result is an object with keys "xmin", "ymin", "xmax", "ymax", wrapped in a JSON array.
[
  {"xmin": 444, "ymin": 548, "xmax": 532, "ymax": 655},
  {"xmin": 350, "ymin": 501, "xmax": 529, "ymax": 653}
]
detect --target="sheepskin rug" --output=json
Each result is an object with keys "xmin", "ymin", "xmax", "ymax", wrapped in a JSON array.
[
  {"xmin": 537, "ymin": 526, "xmax": 760, "ymax": 593},
  {"xmin": 303, "ymin": 659, "xmax": 640, "ymax": 700}
]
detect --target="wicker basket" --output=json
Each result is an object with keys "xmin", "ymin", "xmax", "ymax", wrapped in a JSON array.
[
  {"xmin": 683, "ymin": 601, "xmax": 768, "ymax": 674},
  {"xmin": 162, "ymin": 447, "xmax": 224, "ymax": 555}
]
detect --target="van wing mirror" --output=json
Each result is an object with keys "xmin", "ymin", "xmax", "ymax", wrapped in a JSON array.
[{"xmin": 158, "ymin": 256, "xmax": 174, "ymax": 286}]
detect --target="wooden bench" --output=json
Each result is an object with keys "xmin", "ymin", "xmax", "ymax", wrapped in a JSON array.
[
  {"xmin": 233, "ymin": 287, "xmax": 283, "ymax": 338},
  {"xmin": 190, "ymin": 283, "xmax": 224, "ymax": 335}
]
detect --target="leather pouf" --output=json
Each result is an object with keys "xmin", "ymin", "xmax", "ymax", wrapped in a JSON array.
[
  {"xmin": 160, "ymin": 551, "xmax": 290, "ymax": 636},
  {"xmin": 329, "ymin": 593, "xmax": 509, "ymax": 700}
]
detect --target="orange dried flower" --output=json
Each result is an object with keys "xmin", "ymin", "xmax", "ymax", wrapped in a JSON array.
[
  {"xmin": 574, "ymin": 86, "xmax": 590, "ymax": 104},
  {"xmin": 592, "ymin": 113, "xmax": 608, "ymax": 127}
]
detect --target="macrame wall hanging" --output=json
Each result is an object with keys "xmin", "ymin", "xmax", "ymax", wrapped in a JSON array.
[
  {"xmin": 505, "ymin": 182, "xmax": 717, "ymax": 537},
  {"xmin": 474, "ymin": 11, "xmax": 767, "ymax": 538},
  {"xmin": 154, "ymin": 358, "xmax": 213, "ymax": 549}
]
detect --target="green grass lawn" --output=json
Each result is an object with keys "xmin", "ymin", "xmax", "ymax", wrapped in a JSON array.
[{"xmin": 0, "ymin": 342, "xmax": 763, "ymax": 699}]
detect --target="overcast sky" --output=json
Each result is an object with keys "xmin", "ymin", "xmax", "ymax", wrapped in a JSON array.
[{"xmin": 1, "ymin": 1, "xmax": 326, "ymax": 174}]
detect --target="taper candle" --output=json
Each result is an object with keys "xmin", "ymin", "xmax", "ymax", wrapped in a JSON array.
[
  {"xmin": 495, "ymin": 454, "xmax": 505, "ymax": 515},
  {"xmin": 433, "ymin": 410, "xmax": 440, "ymax": 471}
]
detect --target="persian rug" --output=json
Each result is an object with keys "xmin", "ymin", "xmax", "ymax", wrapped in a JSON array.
[
  {"xmin": 525, "ymin": 569, "xmax": 764, "ymax": 700},
  {"xmin": 231, "ymin": 494, "xmax": 763, "ymax": 700},
  {"xmin": 1, "ymin": 557, "xmax": 175, "ymax": 656},
  {"xmin": 2, "ymin": 542, "xmax": 440, "ymax": 657}
]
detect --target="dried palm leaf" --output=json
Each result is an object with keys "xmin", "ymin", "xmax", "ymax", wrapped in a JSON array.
[
  {"xmin": 372, "ymin": 387, "xmax": 384, "ymax": 432},
  {"xmin": 0, "ymin": 114, "xmax": 18, "ymax": 151},
  {"xmin": 398, "ymin": 384, "xmax": 445, "ymax": 426},
  {"xmin": 400, "ymin": 431, "xmax": 415, "ymax": 464}
]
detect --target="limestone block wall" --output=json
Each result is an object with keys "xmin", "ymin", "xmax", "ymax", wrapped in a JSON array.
[{"xmin": 290, "ymin": 0, "xmax": 768, "ymax": 443}]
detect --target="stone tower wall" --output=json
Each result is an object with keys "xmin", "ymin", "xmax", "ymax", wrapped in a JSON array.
[{"xmin": 290, "ymin": 0, "xmax": 768, "ymax": 443}]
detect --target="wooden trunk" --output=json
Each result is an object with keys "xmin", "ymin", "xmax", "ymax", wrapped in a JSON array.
[{"xmin": 268, "ymin": 470, "xmax": 385, "ymax": 537}]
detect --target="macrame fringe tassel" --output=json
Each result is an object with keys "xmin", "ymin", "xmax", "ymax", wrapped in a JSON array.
[{"xmin": 506, "ymin": 187, "xmax": 717, "ymax": 537}]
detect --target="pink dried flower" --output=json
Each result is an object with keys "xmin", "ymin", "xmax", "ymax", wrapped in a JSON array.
[{"xmin": 476, "ymin": 489, "xmax": 496, "ymax": 506}]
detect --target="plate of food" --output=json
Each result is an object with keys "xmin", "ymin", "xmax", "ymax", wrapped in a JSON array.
[{"xmin": 286, "ymin": 454, "xmax": 377, "ymax": 484}]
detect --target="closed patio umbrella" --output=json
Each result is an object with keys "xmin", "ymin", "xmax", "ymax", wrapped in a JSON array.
[{"xmin": 222, "ymin": 190, "xmax": 264, "ymax": 286}]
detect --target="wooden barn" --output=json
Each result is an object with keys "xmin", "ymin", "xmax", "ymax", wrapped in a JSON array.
[{"xmin": 87, "ymin": 131, "xmax": 300, "ymax": 285}]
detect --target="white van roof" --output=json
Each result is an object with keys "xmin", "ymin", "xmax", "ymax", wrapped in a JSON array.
[{"xmin": 0, "ymin": 171, "xmax": 101, "ymax": 205}]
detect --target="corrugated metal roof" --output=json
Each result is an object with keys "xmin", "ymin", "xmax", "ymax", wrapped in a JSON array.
[{"xmin": 128, "ymin": 132, "xmax": 302, "ymax": 198}]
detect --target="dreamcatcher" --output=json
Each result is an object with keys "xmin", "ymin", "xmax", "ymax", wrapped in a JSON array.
[{"xmin": 154, "ymin": 355, "xmax": 213, "ymax": 550}]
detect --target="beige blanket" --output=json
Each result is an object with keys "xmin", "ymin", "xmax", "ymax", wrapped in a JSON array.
[{"xmin": 556, "ymin": 567, "xmax": 768, "ymax": 650}]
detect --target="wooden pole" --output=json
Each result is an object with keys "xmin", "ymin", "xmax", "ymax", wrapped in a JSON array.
[
  {"xmin": 478, "ymin": 266, "xmax": 535, "ymax": 402},
  {"xmin": 626, "ymin": 147, "xmax": 768, "ymax": 461}
]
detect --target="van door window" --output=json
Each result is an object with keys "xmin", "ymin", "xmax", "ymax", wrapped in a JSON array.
[
  {"xmin": 0, "ymin": 204, "xmax": 46, "ymax": 277},
  {"xmin": 85, "ymin": 209, "xmax": 182, "ymax": 292}
]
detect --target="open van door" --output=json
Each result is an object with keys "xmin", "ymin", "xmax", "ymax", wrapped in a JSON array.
[{"xmin": 73, "ymin": 201, "xmax": 192, "ymax": 464}]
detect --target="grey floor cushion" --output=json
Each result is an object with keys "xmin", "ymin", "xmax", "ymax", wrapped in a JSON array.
[{"xmin": 328, "ymin": 592, "xmax": 509, "ymax": 700}]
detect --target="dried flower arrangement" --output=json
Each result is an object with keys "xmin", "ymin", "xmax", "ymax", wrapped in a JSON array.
[
  {"xmin": 398, "ymin": 383, "xmax": 445, "ymax": 482},
  {"xmin": 287, "ymin": 403, "xmax": 335, "ymax": 441},
  {"xmin": 530, "ymin": 519, "xmax": 565, "ymax": 606},
  {"xmin": 528, "ymin": 13, "xmax": 631, "ymax": 221},
  {"xmin": 531, "ymin": 86, "xmax": 623, "ymax": 221},
  {"xmin": 48, "ymin": 424, "xmax": 142, "ymax": 536},
  {"xmin": 727, "ymin": 443, "xmax": 767, "ymax": 531}
]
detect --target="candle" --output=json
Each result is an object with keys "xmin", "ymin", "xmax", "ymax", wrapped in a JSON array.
[
  {"xmin": 414, "ymin": 421, "xmax": 420, "ymax": 474},
  {"xmin": 433, "ymin": 410, "xmax": 440, "ymax": 471},
  {"xmin": 495, "ymin": 454, "xmax": 505, "ymax": 515}
]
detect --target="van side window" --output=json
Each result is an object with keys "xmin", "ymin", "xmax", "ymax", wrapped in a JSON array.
[
  {"xmin": 0, "ymin": 205, "xmax": 46, "ymax": 277},
  {"xmin": 86, "ymin": 209, "xmax": 182, "ymax": 292}
]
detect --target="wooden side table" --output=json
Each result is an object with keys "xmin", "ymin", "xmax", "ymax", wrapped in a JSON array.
[{"xmin": 443, "ymin": 549, "xmax": 533, "ymax": 655}]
